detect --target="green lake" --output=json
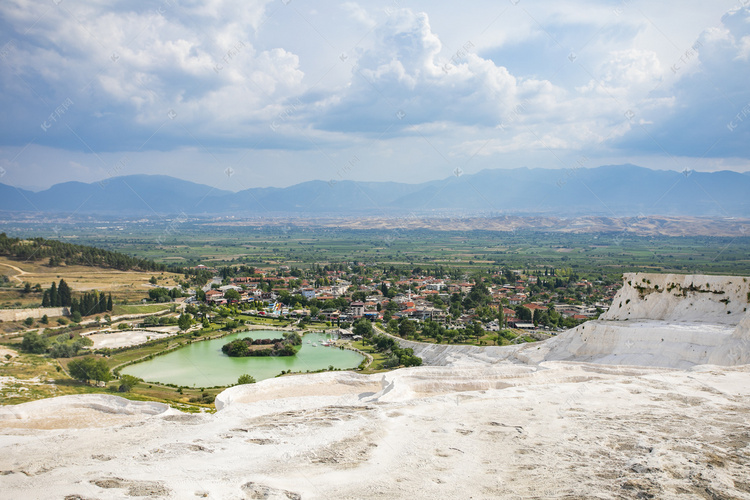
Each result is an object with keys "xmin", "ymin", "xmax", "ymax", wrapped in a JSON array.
[{"xmin": 121, "ymin": 330, "xmax": 364, "ymax": 387}]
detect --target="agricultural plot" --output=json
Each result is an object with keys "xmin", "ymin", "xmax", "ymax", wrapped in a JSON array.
[{"xmin": 5, "ymin": 221, "xmax": 745, "ymax": 278}]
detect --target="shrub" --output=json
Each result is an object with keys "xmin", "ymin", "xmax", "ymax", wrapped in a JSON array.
[
  {"xmin": 381, "ymin": 354, "xmax": 400, "ymax": 369},
  {"xmin": 21, "ymin": 332, "xmax": 47, "ymax": 354},
  {"xmin": 67, "ymin": 357, "xmax": 112, "ymax": 383},
  {"xmin": 118, "ymin": 374, "xmax": 141, "ymax": 392},
  {"xmin": 48, "ymin": 340, "xmax": 86, "ymax": 358},
  {"xmin": 237, "ymin": 374, "xmax": 256, "ymax": 385}
]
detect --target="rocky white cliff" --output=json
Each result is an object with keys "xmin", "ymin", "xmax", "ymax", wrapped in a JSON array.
[
  {"xmin": 524, "ymin": 273, "xmax": 750, "ymax": 368},
  {"xmin": 602, "ymin": 273, "xmax": 749, "ymax": 324},
  {"xmin": 401, "ymin": 273, "xmax": 750, "ymax": 369}
]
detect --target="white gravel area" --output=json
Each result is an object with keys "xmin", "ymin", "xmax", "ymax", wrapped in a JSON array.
[{"xmin": 86, "ymin": 330, "xmax": 176, "ymax": 349}]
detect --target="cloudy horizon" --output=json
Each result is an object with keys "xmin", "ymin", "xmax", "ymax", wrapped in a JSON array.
[{"xmin": 1, "ymin": 0, "xmax": 749, "ymax": 192}]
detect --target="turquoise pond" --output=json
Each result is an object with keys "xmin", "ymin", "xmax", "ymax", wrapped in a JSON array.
[{"xmin": 121, "ymin": 330, "xmax": 364, "ymax": 387}]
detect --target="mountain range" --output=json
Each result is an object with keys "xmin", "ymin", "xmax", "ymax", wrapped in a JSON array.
[{"xmin": 1, "ymin": 165, "xmax": 748, "ymax": 217}]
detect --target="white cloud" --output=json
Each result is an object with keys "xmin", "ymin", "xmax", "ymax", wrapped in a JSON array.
[
  {"xmin": 0, "ymin": 0, "xmax": 749, "ymax": 190},
  {"xmin": 735, "ymin": 35, "xmax": 750, "ymax": 60},
  {"xmin": 342, "ymin": 2, "xmax": 376, "ymax": 28}
]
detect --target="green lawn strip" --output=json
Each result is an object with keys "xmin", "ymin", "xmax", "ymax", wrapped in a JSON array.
[
  {"xmin": 235, "ymin": 314, "xmax": 293, "ymax": 327},
  {"xmin": 351, "ymin": 340, "xmax": 388, "ymax": 372}
]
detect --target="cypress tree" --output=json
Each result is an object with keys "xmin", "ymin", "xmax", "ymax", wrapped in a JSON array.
[
  {"xmin": 107, "ymin": 293, "xmax": 113, "ymax": 311},
  {"xmin": 42, "ymin": 290, "xmax": 50, "ymax": 307},
  {"xmin": 82, "ymin": 292, "xmax": 93, "ymax": 316},
  {"xmin": 50, "ymin": 282, "xmax": 58, "ymax": 307},
  {"xmin": 58, "ymin": 279, "xmax": 72, "ymax": 307}
]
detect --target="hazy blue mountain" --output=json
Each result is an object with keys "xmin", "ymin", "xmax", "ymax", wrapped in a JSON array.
[
  {"xmin": 394, "ymin": 165, "xmax": 749, "ymax": 216},
  {"xmin": 0, "ymin": 183, "xmax": 38, "ymax": 212},
  {"xmin": 0, "ymin": 166, "xmax": 748, "ymax": 217},
  {"xmin": 1, "ymin": 175, "xmax": 233, "ymax": 215}
]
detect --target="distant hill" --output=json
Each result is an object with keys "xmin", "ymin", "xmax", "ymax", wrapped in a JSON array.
[
  {"xmin": 0, "ymin": 233, "xmax": 175, "ymax": 272},
  {"xmin": 0, "ymin": 165, "xmax": 748, "ymax": 217}
]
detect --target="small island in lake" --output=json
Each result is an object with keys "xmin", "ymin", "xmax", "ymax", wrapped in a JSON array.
[{"xmin": 222, "ymin": 331, "xmax": 302, "ymax": 357}]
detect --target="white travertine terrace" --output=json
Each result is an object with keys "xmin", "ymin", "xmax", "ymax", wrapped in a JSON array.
[{"xmin": 1, "ymin": 273, "xmax": 749, "ymax": 499}]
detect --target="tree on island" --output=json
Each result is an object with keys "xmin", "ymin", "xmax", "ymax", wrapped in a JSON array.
[{"xmin": 222, "ymin": 332, "xmax": 301, "ymax": 358}]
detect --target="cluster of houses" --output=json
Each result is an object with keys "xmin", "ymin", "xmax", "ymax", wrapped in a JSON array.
[{"xmin": 197, "ymin": 264, "xmax": 617, "ymax": 331}]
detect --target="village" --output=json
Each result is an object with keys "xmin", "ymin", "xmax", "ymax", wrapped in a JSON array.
[{"xmin": 190, "ymin": 263, "xmax": 619, "ymax": 340}]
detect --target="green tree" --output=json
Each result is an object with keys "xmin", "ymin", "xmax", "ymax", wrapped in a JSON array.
[
  {"xmin": 148, "ymin": 287, "xmax": 171, "ymax": 302},
  {"xmin": 67, "ymin": 357, "xmax": 112, "ymax": 383},
  {"xmin": 515, "ymin": 305, "xmax": 532, "ymax": 322},
  {"xmin": 118, "ymin": 374, "xmax": 141, "ymax": 392},
  {"xmin": 178, "ymin": 313, "xmax": 193, "ymax": 331},
  {"xmin": 353, "ymin": 318, "xmax": 373, "ymax": 338},
  {"xmin": 71, "ymin": 311, "xmax": 82, "ymax": 323},
  {"xmin": 50, "ymin": 281, "xmax": 58, "ymax": 307},
  {"xmin": 48, "ymin": 340, "xmax": 85, "ymax": 358},
  {"xmin": 386, "ymin": 319, "xmax": 399, "ymax": 334},
  {"xmin": 24, "ymin": 317, "xmax": 34, "ymax": 326},
  {"xmin": 21, "ymin": 332, "xmax": 47, "ymax": 354},
  {"xmin": 283, "ymin": 331, "xmax": 302, "ymax": 345},
  {"xmin": 58, "ymin": 279, "xmax": 72, "ymax": 307},
  {"xmin": 41, "ymin": 314, "xmax": 49, "ymax": 324},
  {"xmin": 224, "ymin": 289, "xmax": 241, "ymax": 301},
  {"xmin": 398, "ymin": 319, "xmax": 416, "ymax": 338},
  {"xmin": 237, "ymin": 374, "xmax": 256, "ymax": 385},
  {"xmin": 382, "ymin": 354, "xmax": 400, "ymax": 368},
  {"xmin": 471, "ymin": 321, "xmax": 484, "ymax": 342}
]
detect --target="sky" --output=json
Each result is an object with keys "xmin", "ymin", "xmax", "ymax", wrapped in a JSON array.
[{"xmin": 0, "ymin": 0, "xmax": 749, "ymax": 192}]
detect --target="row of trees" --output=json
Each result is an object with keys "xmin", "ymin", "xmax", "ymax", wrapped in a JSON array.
[
  {"xmin": 40, "ymin": 279, "xmax": 113, "ymax": 317},
  {"xmin": 148, "ymin": 287, "xmax": 185, "ymax": 302},
  {"xmin": 71, "ymin": 290, "xmax": 113, "ymax": 317},
  {"xmin": 41, "ymin": 280, "xmax": 73, "ymax": 307},
  {"xmin": 350, "ymin": 319, "xmax": 422, "ymax": 368},
  {"xmin": 367, "ymin": 333, "xmax": 422, "ymax": 368}
]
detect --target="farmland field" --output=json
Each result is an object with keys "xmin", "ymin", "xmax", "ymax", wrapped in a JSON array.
[{"xmin": 1, "ymin": 218, "xmax": 748, "ymax": 278}]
